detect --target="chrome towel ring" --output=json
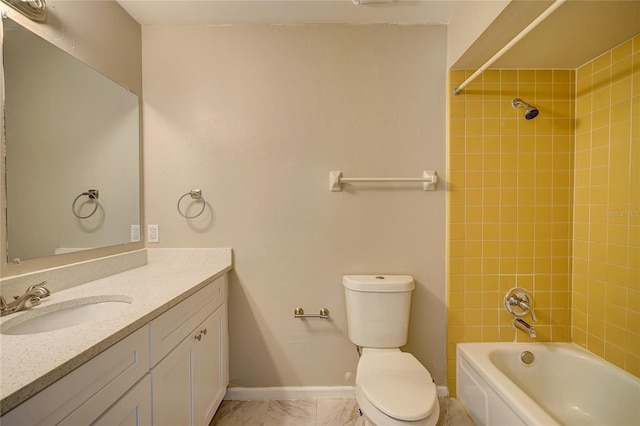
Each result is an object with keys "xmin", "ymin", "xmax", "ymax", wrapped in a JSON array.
[
  {"xmin": 72, "ymin": 189, "xmax": 99, "ymax": 219},
  {"xmin": 177, "ymin": 189, "xmax": 206, "ymax": 219}
]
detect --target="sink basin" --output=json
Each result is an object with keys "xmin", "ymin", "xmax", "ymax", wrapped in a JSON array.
[{"xmin": 1, "ymin": 295, "xmax": 132, "ymax": 335}]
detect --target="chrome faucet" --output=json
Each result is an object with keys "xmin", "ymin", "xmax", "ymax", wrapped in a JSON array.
[
  {"xmin": 504, "ymin": 287, "xmax": 538, "ymax": 338},
  {"xmin": 0, "ymin": 282, "xmax": 50, "ymax": 317},
  {"xmin": 507, "ymin": 294, "xmax": 537, "ymax": 321},
  {"xmin": 513, "ymin": 318, "xmax": 536, "ymax": 338}
]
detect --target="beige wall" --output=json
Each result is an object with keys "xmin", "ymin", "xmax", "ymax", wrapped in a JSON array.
[
  {"xmin": 142, "ymin": 24, "xmax": 448, "ymax": 387},
  {"xmin": 0, "ymin": 1, "xmax": 142, "ymax": 277}
]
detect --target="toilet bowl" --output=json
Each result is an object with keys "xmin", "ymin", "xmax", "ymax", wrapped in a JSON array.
[
  {"xmin": 343, "ymin": 275, "xmax": 440, "ymax": 425},
  {"xmin": 356, "ymin": 349, "xmax": 439, "ymax": 426}
]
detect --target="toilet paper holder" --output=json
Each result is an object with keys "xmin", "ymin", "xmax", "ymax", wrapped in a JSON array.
[{"xmin": 294, "ymin": 307, "xmax": 330, "ymax": 319}]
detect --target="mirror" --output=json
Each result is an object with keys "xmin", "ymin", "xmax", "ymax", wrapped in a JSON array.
[{"xmin": 2, "ymin": 16, "xmax": 140, "ymax": 262}]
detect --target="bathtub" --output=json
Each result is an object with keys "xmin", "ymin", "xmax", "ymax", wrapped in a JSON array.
[{"xmin": 457, "ymin": 342, "xmax": 640, "ymax": 426}]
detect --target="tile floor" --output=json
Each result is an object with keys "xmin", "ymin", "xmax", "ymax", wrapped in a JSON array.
[{"xmin": 210, "ymin": 397, "xmax": 475, "ymax": 426}]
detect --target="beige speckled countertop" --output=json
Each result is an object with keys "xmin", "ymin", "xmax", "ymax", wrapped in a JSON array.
[{"xmin": 0, "ymin": 248, "xmax": 233, "ymax": 415}]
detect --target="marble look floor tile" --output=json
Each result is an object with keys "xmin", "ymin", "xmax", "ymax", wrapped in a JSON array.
[
  {"xmin": 210, "ymin": 400, "xmax": 269, "ymax": 426},
  {"xmin": 210, "ymin": 397, "xmax": 474, "ymax": 426},
  {"xmin": 436, "ymin": 398, "xmax": 475, "ymax": 426},
  {"xmin": 264, "ymin": 400, "xmax": 317, "ymax": 426},
  {"xmin": 317, "ymin": 398, "xmax": 365, "ymax": 426}
]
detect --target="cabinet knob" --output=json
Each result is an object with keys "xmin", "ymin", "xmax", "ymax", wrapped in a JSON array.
[
  {"xmin": 200, "ymin": 329, "xmax": 207, "ymax": 335},
  {"xmin": 194, "ymin": 334, "xmax": 202, "ymax": 341}
]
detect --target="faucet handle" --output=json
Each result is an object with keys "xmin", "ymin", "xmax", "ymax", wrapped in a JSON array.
[
  {"xmin": 504, "ymin": 287, "xmax": 536, "ymax": 321},
  {"xmin": 26, "ymin": 282, "xmax": 50, "ymax": 298},
  {"xmin": 23, "ymin": 296, "xmax": 41, "ymax": 309},
  {"xmin": 517, "ymin": 299, "xmax": 537, "ymax": 321}
]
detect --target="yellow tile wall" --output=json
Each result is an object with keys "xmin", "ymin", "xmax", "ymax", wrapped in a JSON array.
[
  {"xmin": 447, "ymin": 69, "xmax": 576, "ymax": 395},
  {"xmin": 572, "ymin": 35, "xmax": 640, "ymax": 376},
  {"xmin": 447, "ymin": 35, "xmax": 640, "ymax": 395}
]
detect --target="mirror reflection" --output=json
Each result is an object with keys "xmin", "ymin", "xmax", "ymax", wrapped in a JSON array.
[{"xmin": 2, "ymin": 17, "xmax": 140, "ymax": 262}]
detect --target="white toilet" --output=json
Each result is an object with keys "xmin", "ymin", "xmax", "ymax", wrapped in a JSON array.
[{"xmin": 343, "ymin": 275, "xmax": 439, "ymax": 426}]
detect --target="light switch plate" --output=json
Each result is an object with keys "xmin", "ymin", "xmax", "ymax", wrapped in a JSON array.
[
  {"xmin": 147, "ymin": 224, "xmax": 159, "ymax": 243},
  {"xmin": 130, "ymin": 225, "xmax": 140, "ymax": 242}
]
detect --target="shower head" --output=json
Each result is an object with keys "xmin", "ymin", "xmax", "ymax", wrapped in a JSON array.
[{"xmin": 512, "ymin": 98, "xmax": 539, "ymax": 120}]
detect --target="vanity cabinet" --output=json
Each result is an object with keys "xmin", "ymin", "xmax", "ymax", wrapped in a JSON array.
[
  {"xmin": 0, "ymin": 273, "xmax": 228, "ymax": 426},
  {"xmin": 151, "ymin": 274, "xmax": 228, "ymax": 426}
]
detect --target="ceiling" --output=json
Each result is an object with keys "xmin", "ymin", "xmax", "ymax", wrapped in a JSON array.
[
  {"xmin": 117, "ymin": 0, "xmax": 640, "ymax": 70},
  {"xmin": 454, "ymin": 0, "xmax": 640, "ymax": 69},
  {"xmin": 116, "ymin": 0, "xmax": 462, "ymax": 26}
]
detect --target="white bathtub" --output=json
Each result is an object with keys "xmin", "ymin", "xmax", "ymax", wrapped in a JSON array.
[{"xmin": 457, "ymin": 342, "xmax": 640, "ymax": 426}]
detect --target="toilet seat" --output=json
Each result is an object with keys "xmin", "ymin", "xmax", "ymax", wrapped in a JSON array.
[{"xmin": 357, "ymin": 350, "xmax": 437, "ymax": 422}]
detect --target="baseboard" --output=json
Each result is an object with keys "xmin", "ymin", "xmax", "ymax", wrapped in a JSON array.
[
  {"xmin": 437, "ymin": 385, "xmax": 449, "ymax": 397},
  {"xmin": 224, "ymin": 385, "xmax": 450, "ymax": 401},
  {"xmin": 224, "ymin": 386, "xmax": 356, "ymax": 400}
]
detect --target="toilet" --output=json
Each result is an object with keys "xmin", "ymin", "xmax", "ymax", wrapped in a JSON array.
[{"xmin": 343, "ymin": 275, "xmax": 439, "ymax": 426}]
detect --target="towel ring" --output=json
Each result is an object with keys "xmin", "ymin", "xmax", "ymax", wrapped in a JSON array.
[
  {"xmin": 72, "ymin": 189, "xmax": 99, "ymax": 219},
  {"xmin": 177, "ymin": 189, "xmax": 206, "ymax": 219}
]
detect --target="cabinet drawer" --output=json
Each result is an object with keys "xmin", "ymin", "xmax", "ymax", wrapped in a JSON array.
[
  {"xmin": 150, "ymin": 274, "xmax": 226, "ymax": 366},
  {"xmin": 1, "ymin": 325, "xmax": 150, "ymax": 426}
]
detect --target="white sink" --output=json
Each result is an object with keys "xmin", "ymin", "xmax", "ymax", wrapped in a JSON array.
[{"xmin": 1, "ymin": 295, "xmax": 132, "ymax": 335}]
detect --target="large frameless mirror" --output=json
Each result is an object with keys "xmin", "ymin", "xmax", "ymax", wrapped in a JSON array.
[{"xmin": 2, "ymin": 16, "xmax": 140, "ymax": 262}]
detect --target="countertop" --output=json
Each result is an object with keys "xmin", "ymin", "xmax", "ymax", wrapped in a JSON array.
[{"xmin": 0, "ymin": 248, "xmax": 233, "ymax": 415}]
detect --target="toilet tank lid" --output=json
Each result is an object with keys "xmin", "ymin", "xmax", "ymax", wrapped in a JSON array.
[{"xmin": 343, "ymin": 275, "xmax": 414, "ymax": 292}]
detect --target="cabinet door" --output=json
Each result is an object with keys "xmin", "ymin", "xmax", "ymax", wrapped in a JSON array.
[
  {"xmin": 152, "ymin": 302, "xmax": 228, "ymax": 426},
  {"xmin": 93, "ymin": 375, "xmax": 152, "ymax": 426},
  {"xmin": 152, "ymin": 335, "xmax": 194, "ymax": 426},
  {"xmin": 193, "ymin": 304, "xmax": 227, "ymax": 426}
]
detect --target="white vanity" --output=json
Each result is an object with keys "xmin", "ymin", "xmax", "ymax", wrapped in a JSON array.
[{"xmin": 0, "ymin": 248, "xmax": 232, "ymax": 425}]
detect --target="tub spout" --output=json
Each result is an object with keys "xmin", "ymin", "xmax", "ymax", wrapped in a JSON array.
[{"xmin": 513, "ymin": 318, "xmax": 536, "ymax": 338}]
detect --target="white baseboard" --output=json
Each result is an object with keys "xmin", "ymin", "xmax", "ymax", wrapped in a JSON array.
[
  {"xmin": 224, "ymin": 385, "xmax": 449, "ymax": 401},
  {"xmin": 437, "ymin": 386, "xmax": 449, "ymax": 397},
  {"xmin": 224, "ymin": 386, "xmax": 356, "ymax": 400}
]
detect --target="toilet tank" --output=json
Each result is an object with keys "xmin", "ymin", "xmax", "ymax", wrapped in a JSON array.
[{"xmin": 343, "ymin": 275, "xmax": 414, "ymax": 348}]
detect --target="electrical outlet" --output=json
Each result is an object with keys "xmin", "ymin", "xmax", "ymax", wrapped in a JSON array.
[
  {"xmin": 130, "ymin": 225, "xmax": 140, "ymax": 242},
  {"xmin": 148, "ymin": 224, "xmax": 159, "ymax": 243}
]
